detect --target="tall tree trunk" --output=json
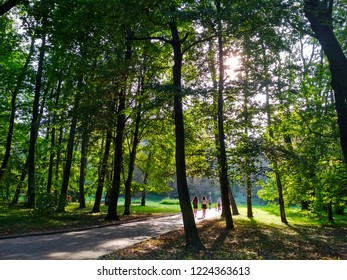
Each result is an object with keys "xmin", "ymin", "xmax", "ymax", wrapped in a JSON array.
[
  {"xmin": 327, "ymin": 201, "xmax": 334, "ymax": 223},
  {"xmin": 169, "ymin": 21, "xmax": 204, "ymax": 250},
  {"xmin": 207, "ymin": 37, "xmax": 238, "ymax": 217},
  {"xmin": 105, "ymin": 36, "xmax": 132, "ymax": 221},
  {"xmin": 47, "ymin": 76, "xmax": 62, "ymax": 193},
  {"xmin": 9, "ymin": 159, "xmax": 28, "ymax": 206},
  {"xmin": 266, "ymin": 91, "xmax": 288, "ymax": 224},
  {"xmin": 274, "ymin": 162, "xmax": 288, "ymax": 224},
  {"xmin": 228, "ymin": 186, "xmax": 239, "ymax": 214},
  {"xmin": 123, "ymin": 110, "xmax": 141, "ymax": 215},
  {"xmin": 27, "ymin": 27, "xmax": 47, "ymax": 209},
  {"xmin": 304, "ymin": 0, "xmax": 347, "ymax": 167},
  {"xmin": 9, "ymin": 79, "xmax": 49, "ymax": 206},
  {"xmin": 246, "ymin": 168, "xmax": 253, "ymax": 218},
  {"xmin": 105, "ymin": 94, "xmax": 126, "ymax": 221},
  {"xmin": 78, "ymin": 130, "xmax": 88, "ymax": 208},
  {"xmin": 55, "ymin": 123, "xmax": 63, "ymax": 182},
  {"xmin": 57, "ymin": 90, "xmax": 80, "ymax": 212},
  {"xmin": 140, "ymin": 150, "xmax": 151, "ymax": 207},
  {"xmin": 92, "ymin": 131, "xmax": 111, "ymax": 213},
  {"xmin": 0, "ymin": 37, "xmax": 34, "ymax": 182},
  {"xmin": 216, "ymin": 0, "xmax": 234, "ymax": 229}
]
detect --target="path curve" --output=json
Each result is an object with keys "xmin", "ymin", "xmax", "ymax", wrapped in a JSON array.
[{"xmin": 0, "ymin": 209, "xmax": 221, "ymax": 260}]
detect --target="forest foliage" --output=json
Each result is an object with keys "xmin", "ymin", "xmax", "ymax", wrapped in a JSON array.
[{"xmin": 0, "ymin": 0, "xmax": 347, "ymax": 247}]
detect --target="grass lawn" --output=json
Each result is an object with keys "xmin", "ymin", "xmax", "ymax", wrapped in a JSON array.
[
  {"xmin": 0, "ymin": 200, "xmax": 181, "ymax": 237},
  {"xmin": 1, "ymin": 201, "xmax": 346, "ymax": 260},
  {"xmin": 102, "ymin": 205, "xmax": 347, "ymax": 260}
]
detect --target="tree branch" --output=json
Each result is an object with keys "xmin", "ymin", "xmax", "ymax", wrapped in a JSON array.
[
  {"xmin": 0, "ymin": 0, "xmax": 27, "ymax": 16},
  {"xmin": 299, "ymin": 111, "xmax": 339, "ymax": 138},
  {"xmin": 127, "ymin": 35, "xmax": 172, "ymax": 44},
  {"xmin": 182, "ymin": 35, "xmax": 217, "ymax": 55}
]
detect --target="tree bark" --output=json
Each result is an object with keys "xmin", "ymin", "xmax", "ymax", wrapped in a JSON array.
[
  {"xmin": 246, "ymin": 170, "xmax": 253, "ymax": 218},
  {"xmin": 327, "ymin": 201, "xmax": 334, "ymax": 223},
  {"xmin": 169, "ymin": 21, "xmax": 205, "ymax": 250},
  {"xmin": 47, "ymin": 76, "xmax": 62, "ymax": 193},
  {"xmin": 304, "ymin": 0, "xmax": 347, "ymax": 166},
  {"xmin": 216, "ymin": 0, "xmax": 234, "ymax": 229},
  {"xmin": 274, "ymin": 163, "xmax": 288, "ymax": 224},
  {"xmin": 78, "ymin": 130, "xmax": 88, "ymax": 208},
  {"xmin": 123, "ymin": 110, "xmax": 141, "ymax": 215},
  {"xmin": 105, "ymin": 37, "xmax": 132, "ymax": 221},
  {"xmin": 92, "ymin": 131, "xmax": 111, "ymax": 213},
  {"xmin": 266, "ymin": 76, "xmax": 288, "ymax": 223},
  {"xmin": 0, "ymin": 36, "xmax": 34, "ymax": 182},
  {"xmin": 57, "ymin": 90, "xmax": 80, "ymax": 212},
  {"xmin": 27, "ymin": 29, "xmax": 47, "ymax": 208},
  {"xmin": 9, "ymin": 159, "xmax": 28, "ymax": 206}
]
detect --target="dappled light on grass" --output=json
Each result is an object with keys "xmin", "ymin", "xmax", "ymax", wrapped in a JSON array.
[{"xmin": 102, "ymin": 208, "xmax": 347, "ymax": 260}]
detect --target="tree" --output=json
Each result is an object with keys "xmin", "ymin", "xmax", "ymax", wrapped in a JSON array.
[
  {"xmin": 26, "ymin": 1, "xmax": 49, "ymax": 208},
  {"xmin": 214, "ymin": 0, "xmax": 234, "ymax": 229},
  {"xmin": 303, "ymin": 0, "xmax": 347, "ymax": 168},
  {"xmin": 105, "ymin": 34, "xmax": 133, "ymax": 221},
  {"xmin": 0, "ymin": 0, "xmax": 26, "ymax": 16}
]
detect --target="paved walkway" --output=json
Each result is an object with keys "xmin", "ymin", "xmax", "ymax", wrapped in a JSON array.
[{"xmin": 0, "ymin": 210, "xmax": 221, "ymax": 260}]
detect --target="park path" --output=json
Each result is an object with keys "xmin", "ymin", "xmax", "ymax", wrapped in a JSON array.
[{"xmin": 0, "ymin": 209, "xmax": 220, "ymax": 260}]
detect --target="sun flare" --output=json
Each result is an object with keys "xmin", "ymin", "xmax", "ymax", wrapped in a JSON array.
[{"xmin": 224, "ymin": 56, "xmax": 241, "ymax": 80}]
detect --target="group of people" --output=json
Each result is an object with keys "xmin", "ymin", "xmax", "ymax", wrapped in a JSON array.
[{"xmin": 191, "ymin": 195, "xmax": 222, "ymax": 218}]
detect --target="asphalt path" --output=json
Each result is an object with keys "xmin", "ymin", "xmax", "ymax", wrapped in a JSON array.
[{"xmin": 0, "ymin": 209, "xmax": 221, "ymax": 260}]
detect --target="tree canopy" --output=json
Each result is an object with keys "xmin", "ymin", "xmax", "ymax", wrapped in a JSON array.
[{"xmin": 1, "ymin": 0, "xmax": 346, "ymax": 248}]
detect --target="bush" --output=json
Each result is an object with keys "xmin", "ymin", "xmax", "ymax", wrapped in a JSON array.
[
  {"xmin": 34, "ymin": 193, "xmax": 56, "ymax": 217},
  {"xmin": 159, "ymin": 197, "xmax": 180, "ymax": 205}
]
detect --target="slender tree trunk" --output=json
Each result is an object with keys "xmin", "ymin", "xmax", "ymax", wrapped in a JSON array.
[
  {"xmin": 0, "ymin": 37, "xmax": 34, "ymax": 182},
  {"xmin": 105, "ymin": 94, "xmax": 126, "ymax": 221},
  {"xmin": 55, "ymin": 124, "xmax": 63, "ymax": 181},
  {"xmin": 169, "ymin": 21, "xmax": 205, "ymax": 250},
  {"xmin": 207, "ymin": 35, "xmax": 238, "ymax": 218},
  {"xmin": 216, "ymin": 0, "xmax": 234, "ymax": 229},
  {"xmin": 9, "ymin": 159, "xmax": 28, "ymax": 206},
  {"xmin": 27, "ymin": 28, "xmax": 47, "ymax": 208},
  {"xmin": 9, "ymin": 79, "xmax": 49, "ymax": 206},
  {"xmin": 246, "ymin": 169, "xmax": 253, "ymax": 218},
  {"xmin": 78, "ymin": 130, "xmax": 88, "ymax": 208},
  {"xmin": 47, "ymin": 125, "xmax": 55, "ymax": 193},
  {"xmin": 327, "ymin": 201, "xmax": 334, "ymax": 223},
  {"xmin": 123, "ymin": 110, "xmax": 141, "ymax": 215},
  {"xmin": 228, "ymin": 187, "xmax": 239, "ymax": 214},
  {"xmin": 47, "ymin": 77, "xmax": 62, "ymax": 193},
  {"xmin": 57, "ymin": 90, "xmax": 80, "ymax": 212},
  {"xmin": 92, "ymin": 131, "xmax": 111, "ymax": 213},
  {"xmin": 106, "ymin": 37, "xmax": 132, "ymax": 221},
  {"xmin": 274, "ymin": 162, "xmax": 288, "ymax": 224},
  {"xmin": 140, "ymin": 150, "xmax": 151, "ymax": 207}
]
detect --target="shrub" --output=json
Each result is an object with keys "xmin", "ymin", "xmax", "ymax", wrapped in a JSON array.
[
  {"xmin": 34, "ymin": 193, "xmax": 56, "ymax": 217},
  {"xmin": 159, "ymin": 197, "xmax": 180, "ymax": 205}
]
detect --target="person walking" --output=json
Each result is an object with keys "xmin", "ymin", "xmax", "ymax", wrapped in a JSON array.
[
  {"xmin": 192, "ymin": 195, "xmax": 199, "ymax": 218},
  {"xmin": 201, "ymin": 195, "xmax": 207, "ymax": 218}
]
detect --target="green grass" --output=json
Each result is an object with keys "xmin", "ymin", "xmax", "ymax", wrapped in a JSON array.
[
  {"xmin": 2, "ymin": 201, "xmax": 346, "ymax": 259},
  {"xmin": 103, "ymin": 205, "xmax": 347, "ymax": 260},
  {"xmin": 0, "ymin": 201, "xmax": 181, "ymax": 237}
]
